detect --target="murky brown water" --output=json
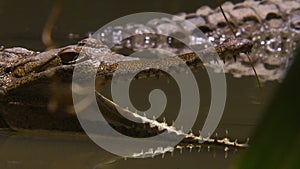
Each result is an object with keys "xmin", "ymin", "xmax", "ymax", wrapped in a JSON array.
[
  {"xmin": 0, "ymin": 0, "xmax": 281, "ymax": 168},
  {"xmin": 0, "ymin": 130, "xmax": 246, "ymax": 169},
  {"xmin": 0, "ymin": 75, "xmax": 279, "ymax": 169},
  {"xmin": 0, "ymin": 0, "xmax": 243, "ymax": 50}
]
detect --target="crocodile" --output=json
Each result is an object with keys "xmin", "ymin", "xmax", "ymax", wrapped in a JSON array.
[
  {"xmin": 0, "ymin": 0, "xmax": 300, "ymax": 157},
  {"xmin": 101, "ymin": 0, "xmax": 300, "ymax": 80},
  {"xmin": 0, "ymin": 38, "xmax": 250, "ymax": 158}
]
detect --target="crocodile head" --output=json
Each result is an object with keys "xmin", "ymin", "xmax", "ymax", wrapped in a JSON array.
[{"xmin": 0, "ymin": 33, "xmax": 255, "ymax": 133}]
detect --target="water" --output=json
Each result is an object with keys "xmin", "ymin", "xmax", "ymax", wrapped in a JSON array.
[
  {"xmin": 0, "ymin": 130, "xmax": 245, "ymax": 169},
  {"xmin": 0, "ymin": 0, "xmax": 282, "ymax": 168},
  {"xmin": 0, "ymin": 0, "xmax": 242, "ymax": 50},
  {"xmin": 0, "ymin": 75, "xmax": 279, "ymax": 169}
]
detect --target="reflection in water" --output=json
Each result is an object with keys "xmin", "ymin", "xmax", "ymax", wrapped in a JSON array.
[
  {"xmin": 0, "ymin": 69, "xmax": 279, "ymax": 169},
  {"xmin": 0, "ymin": 75, "xmax": 278, "ymax": 168},
  {"xmin": 0, "ymin": 131, "xmax": 245, "ymax": 169}
]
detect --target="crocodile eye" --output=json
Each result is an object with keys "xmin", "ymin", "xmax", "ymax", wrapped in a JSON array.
[{"xmin": 57, "ymin": 49, "xmax": 79, "ymax": 65}]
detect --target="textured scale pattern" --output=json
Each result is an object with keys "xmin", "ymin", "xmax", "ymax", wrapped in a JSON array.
[{"xmin": 96, "ymin": 0, "xmax": 300, "ymax": 81}]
